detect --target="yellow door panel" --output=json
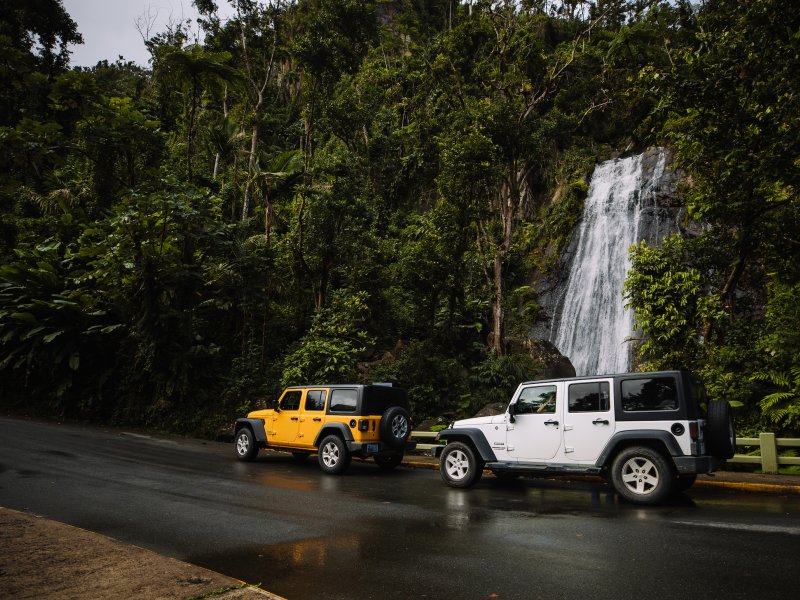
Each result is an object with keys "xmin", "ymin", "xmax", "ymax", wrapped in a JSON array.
[
  {"xmin": 298, "ymin": 389, "xmax": 328, "ymax": 445},
  {"xmin": 269, "ymin": 389, "xmax": 302, "ymax": 445}
]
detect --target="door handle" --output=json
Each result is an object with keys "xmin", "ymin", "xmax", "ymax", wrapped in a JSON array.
[
  {"xmin": 313, "ymin": 417, "xmax": 322, "ymax": 422},
  {"xmin": 592, "ymin": 419, "xmax": 609, "ymax": 425},
  {"xmin": 544, "ymin": 420, "xmax": 559, "ymax": 427},
  {"xmin": 290, "ymin": 417, "xmax": 298, "ymax": 421}
]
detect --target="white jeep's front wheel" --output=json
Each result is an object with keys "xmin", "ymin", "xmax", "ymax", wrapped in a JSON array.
[{"xmin": 440, "ymin": 441, "xmax": 483, "ymax": 488}]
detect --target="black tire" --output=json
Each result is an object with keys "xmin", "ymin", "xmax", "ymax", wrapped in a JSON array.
[
  {"xmin": 291, "ymin": 451, "xmax": 311, "ymax": 462},
  {"xmin": 234, "ymin": 427, "xmax": 259, "ymax": 462},
  {"xmin": 610, "ymin": 446, "xmax": 672, "ymax": 505},
  {"xmin": 380, "ymin": 406, "xmax": 411, "ymax": 449},
  {"xmin": 374, "ymin": 452, "xmax": 403, "ymax": 470},
  {"xmin": 317, "ymin": 435, "xmax": 351, "ymax": 475},
  {"xmin": 706, "ymin": 400, "xmax": 736, "ymax": 459},
  {"xmin": 439, "ymin": 441, "xmax": 484, "ymax": 488},
  {"xmin": 672, "ymin": 473, "xmax": 698, "ymax": 492}
]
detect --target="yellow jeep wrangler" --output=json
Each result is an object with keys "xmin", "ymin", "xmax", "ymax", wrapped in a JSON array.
[{"xmin": 233, "ymin": 384, "xmax": 414, "ymax": 474}]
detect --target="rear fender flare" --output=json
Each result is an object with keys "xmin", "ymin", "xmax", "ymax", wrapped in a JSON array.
[
  {"xmin": 314, "ymin": 422, "xmax": 354, "ymax": 447},
  {"xmin": 596, "ymin": 430, "xmax": 683, "ymax": 468}
]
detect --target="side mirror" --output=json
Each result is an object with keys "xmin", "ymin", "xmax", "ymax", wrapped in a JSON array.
[{"xmin": 508, "ymin": 403, "xmax": 516, "ymax": 423}]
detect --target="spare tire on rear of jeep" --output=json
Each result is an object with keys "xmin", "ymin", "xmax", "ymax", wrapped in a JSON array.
[
  {"xmin": 706, "ymin": 400, "xmax": 736, "ymax": 459},
  {"xmin": 380, "ymin": 406, "xmax": 410, "ymax": 448}
]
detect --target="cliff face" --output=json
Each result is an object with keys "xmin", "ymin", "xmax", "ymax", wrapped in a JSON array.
[{"xmin": 529, "ymin": 147, "xmax": 683, "ymax": 376}]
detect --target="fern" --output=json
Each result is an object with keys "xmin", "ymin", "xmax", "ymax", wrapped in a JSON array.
[{"xmin": 751, "ymin": 368, "xmax": 800, "ymax": 428}]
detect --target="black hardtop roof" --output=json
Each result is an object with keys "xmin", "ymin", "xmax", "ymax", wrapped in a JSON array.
[
  {"xmin": 284, "ymin": 383, "xmax": 406, "ymax": 390},
  {"xmin": 518, "ymin": 370, "xmax": 695, "ymax": 386}
]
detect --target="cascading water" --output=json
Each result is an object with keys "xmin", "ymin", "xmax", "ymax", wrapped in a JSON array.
[{"xmin": 550, "ymin": 149, "xmax": 671, "ymax": 376}]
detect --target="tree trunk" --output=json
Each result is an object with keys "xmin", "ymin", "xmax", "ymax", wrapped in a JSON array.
[
  {"xmin": 702, "ymin": 230, "xmax": 751, "ymax": 343},
  {"xmin": 315, "ymin": 258, "xmax": 331, "ymax": 312},
  {"xmin": 187, "ymin": 78, "xmax": 198, "ymax": 182},
  {"xmin": 242, "ymin": 123, "xmax": 258, "ymax": 220},
  {"xmin": 487, "ymin": 173, "xmax": 518, "ymax": 355},
  {"xmin": 490, "ymin": 250, "xmax": 505, "ymax": 355}
]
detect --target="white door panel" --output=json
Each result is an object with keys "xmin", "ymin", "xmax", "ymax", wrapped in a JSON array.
[
  {"xmin": 507, "ymin": 384, "xmax": 562, "ymax": 461},
  {"xmin": 563, "ymin": 379, "xmax": 615, "ymax": 461}
]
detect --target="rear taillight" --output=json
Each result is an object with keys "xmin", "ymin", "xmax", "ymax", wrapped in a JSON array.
[
  {"xmin": 689, "ymin": 421, "xmax": 699, "ymax": 440},
  {"xmin": 358, "ymin": 419, "xmax": 369, "ymax": 432}
]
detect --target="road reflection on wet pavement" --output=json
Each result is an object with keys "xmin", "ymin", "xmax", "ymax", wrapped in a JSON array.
[{"xmin": 2, "ymin": 418, "xmax": 798, "ymax": 600}]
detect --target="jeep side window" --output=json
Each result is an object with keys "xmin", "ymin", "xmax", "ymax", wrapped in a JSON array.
[
  {"xmin": 621, "ymin": 377, "xmax": 678, "ymax": 412},
  {"xmin": 514, "ymin": 385, "xmax": 557, "ymax": 415},
  {"xmin": 305, "ymin": 390, "xmax": 327, "ymax": 411},
  {"xmin": 568, "ymin": 382, "xmax": 610, "ymax": 412},
  {"xmin": 685, "ymin": 376, "xmax": 707, "ymax": 416},
  {"xmin": 279, "ymin": 390, "xmax": 302, "ymax": 411},
  {"xmin": 330, "ymin": 389, "xmax": 357, "ymax": 412}
]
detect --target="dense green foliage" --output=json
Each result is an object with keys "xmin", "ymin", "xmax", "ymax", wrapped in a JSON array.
[
  {"xmin": 625, "ymin": 0, "xmax": 800, "ymax": 435},
  {"xmin": 1, "ymin": 0, "xmax": 797, "ymax": 437}
]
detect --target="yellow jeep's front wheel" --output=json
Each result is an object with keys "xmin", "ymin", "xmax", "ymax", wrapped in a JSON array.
[
  {"xmin": 235, "ymin": 427, "xmax": 259, "ymax": 462},
  {"xmin": 318, "ymin": 434, "xmax": 351, "ymax": 475}
]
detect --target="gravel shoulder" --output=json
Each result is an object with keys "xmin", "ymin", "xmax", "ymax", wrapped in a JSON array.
[{"xmin": 0, "ymin": 507, "xmax": 280, "ymax": 600}]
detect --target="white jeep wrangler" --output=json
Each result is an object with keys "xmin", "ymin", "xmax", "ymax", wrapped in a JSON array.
[{"xmin": 435, "ymin": 370, "xmax": 735, "ymax": 504}]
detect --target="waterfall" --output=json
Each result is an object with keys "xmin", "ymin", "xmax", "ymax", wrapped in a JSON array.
[{"xmin": 550, "ymin": 149, "xmax": 670, "ymax": 376}]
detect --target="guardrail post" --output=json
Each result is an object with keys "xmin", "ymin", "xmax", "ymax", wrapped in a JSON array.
[{"xmin": 759, "ymin": 432, "xmax": 779, "ymax": 474}]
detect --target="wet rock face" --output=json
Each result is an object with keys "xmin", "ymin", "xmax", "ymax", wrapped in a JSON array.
[
  {"xmin": 528, "ymin": 339, "xmax": 576, "ymax": 379},
  {"xmin": 529, "ymin": 147, "xmax": 681, "ymax": 375},
  {"xmin": 471, "ymin": 402, "xmax": 508, "ymax": 418}
]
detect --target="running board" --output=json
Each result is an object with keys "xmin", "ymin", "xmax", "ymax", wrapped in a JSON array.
[{"xmin": 486, "ymin": 461, "xmax": 603, "ymax": 476}]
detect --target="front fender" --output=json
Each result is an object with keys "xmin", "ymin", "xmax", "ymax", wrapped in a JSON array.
[
  {"xmin": 436, "ymin": 428, "xmax": 497, "ymax": 462},
  {"xmin": 235, "ymin": 418, "xmax": 267, "ymax": 443}
]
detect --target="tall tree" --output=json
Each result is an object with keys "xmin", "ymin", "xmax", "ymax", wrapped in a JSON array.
[
  {"xmin": 156, "ymin": 45, "xmax": 239, "ymax": 182},
  {"xmin": 433, "ymin": 4, "xmax": 591, "ymax": 354}
]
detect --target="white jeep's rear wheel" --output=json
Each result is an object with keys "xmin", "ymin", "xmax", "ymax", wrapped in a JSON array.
[{"xmin": 610, "ymin": 446, "xmax": 672, "ymax": 504}]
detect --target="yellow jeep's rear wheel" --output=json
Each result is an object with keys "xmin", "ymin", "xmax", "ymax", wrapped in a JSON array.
[{"xmin": 318, "ymin": 434, "xmax": 351, "ymax": 475}]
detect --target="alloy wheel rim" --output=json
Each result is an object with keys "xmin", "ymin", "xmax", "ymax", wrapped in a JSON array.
[
  {"xmin": 322, "ymin": 442, "xmax": 339, "ymax": 467},
  {"xmin": 445, "ymin": 449, "xmax": 469, "ymax": 480},
  {"xmin": 391, "ymin": 415, "xmax": 408, "ymax": 439},
  {"xmin": 620, "ymin": 456, "xmax": 659, "ymax": 495}
]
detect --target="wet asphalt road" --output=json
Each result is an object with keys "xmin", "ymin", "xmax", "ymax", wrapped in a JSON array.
[{"xmin": 1, "ymin": 417, "xmax": 799, "ymax": 600}]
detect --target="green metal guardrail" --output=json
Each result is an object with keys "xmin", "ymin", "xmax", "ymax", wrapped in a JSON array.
[
  {"xmin": 728, "ymin": 434, "xmax": 800, "ymax": 474},
  {"xmin": 411, "ymin": 431, "xmax": 800, "ymax": 474},
  {"xmin": 410, "ymin": 431, "xmax": 441, "ymax": 453}
]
